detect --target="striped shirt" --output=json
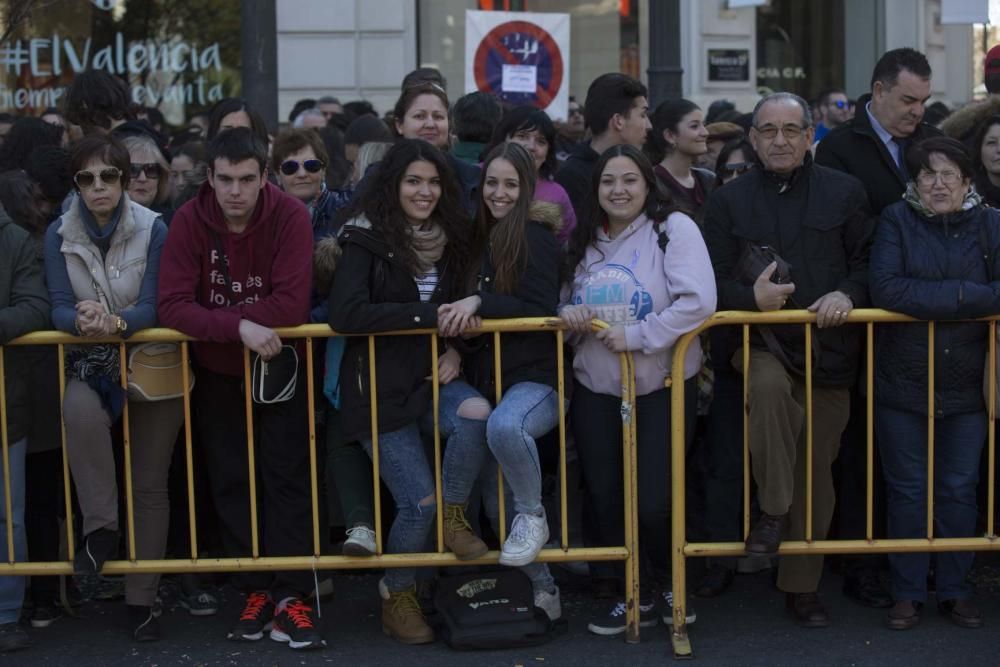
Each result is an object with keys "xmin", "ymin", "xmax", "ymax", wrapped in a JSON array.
[{"xmin": 415, "ymin": 267, "xmax": 439, "ymax": 302}]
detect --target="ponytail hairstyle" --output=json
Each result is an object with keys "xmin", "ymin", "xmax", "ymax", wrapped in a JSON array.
[
  {"xmin": 567, "ymin": 144, "xmax": 681, "ymax": 275},
  {"xmin": 476, "ymin": 141, "xmax": 537, "ymax": 294},
  {"xmin": 646, "ymin": 98, "xmax": 701, "ymax": 164}
]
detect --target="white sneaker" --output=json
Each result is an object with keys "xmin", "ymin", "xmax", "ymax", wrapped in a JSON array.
[
  {"xmin": 343, "ymin": 524, "xmax": 376, "ymax": 556},
  {"xmin": 661, "ymin": 590, "xmax": 696, "ymax": 625},
  {"xmin": 533, "ymin": 586, "xmax": 561, "ymax": 621},
  {"xmin": 499, "ymin": 512, "xmax": 549, "ymax": 567}
]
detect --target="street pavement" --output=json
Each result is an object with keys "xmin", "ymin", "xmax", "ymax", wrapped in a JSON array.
[{"xmin": 12, "ymin": 555, "xmax": 1000, "ymax": 666}]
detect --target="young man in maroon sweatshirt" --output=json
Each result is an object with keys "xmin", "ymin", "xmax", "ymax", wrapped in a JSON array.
[{"xmin": 158, "ymin": 128, "xmax": 323, "ymax": 650}]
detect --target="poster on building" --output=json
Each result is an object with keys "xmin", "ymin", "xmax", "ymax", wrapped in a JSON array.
[
  {"xmin": 0, "ymin": 0, "xmax": 241, "ymax": 123},
  {"xmin": 464, "ymin": 10, "xmax": 570, "ymax": 120}
]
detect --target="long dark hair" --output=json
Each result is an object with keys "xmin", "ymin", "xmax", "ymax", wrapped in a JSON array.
[
  {"xmin": 566, "ymin": 144, "xmax": 680, "ymax": 275},
  {"xmin": 341, "ymin": 138, "xmax": 473, "ymax": 277},
  {"xmin": 973, "ymin": 114, "xmax": 1000, "ymax": 176},
  {"xmin": 646, "ymin": 98, "xmax": 701, "ymax": 164},
  {"xmin": 476, "ymin": 142, "xmax": 537, "ymax": 294}
]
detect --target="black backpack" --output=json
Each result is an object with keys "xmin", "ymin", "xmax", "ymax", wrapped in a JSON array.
[{"xmin": 434, "ymin": 569, "xmax": 563, "ymax": 650}]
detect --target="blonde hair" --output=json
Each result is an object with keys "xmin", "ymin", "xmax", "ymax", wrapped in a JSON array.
[{"xmin": 353, "ymin": 141, "xmax": 392, "ymax": 185}]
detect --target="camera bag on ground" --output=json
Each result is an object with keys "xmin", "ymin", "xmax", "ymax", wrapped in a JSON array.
[{"xmin": 434, "ymin": 569, "xmax": 562, "ymax": 650}]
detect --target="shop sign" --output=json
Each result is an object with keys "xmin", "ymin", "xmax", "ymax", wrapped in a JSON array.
[
  {"xmin": 465, "ymin": 10, "xmax": 570, "ymax": 120},
  {"xmin": 707, "ymin": 49, "xmax": 750, "ymax": 82}
]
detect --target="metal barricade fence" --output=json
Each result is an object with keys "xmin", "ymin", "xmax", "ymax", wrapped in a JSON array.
[
  {"xmin": 667, "ymin": 309, "xmax": 1000, "ymax": 659},
  {"xmin": 0, "ymin": 318, "xmax": 649, "ymax": 642}
]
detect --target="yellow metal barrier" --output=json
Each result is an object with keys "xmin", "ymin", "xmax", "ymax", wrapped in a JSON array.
[
  {"xmin": 668, "ymin": 309, "xmax": 1000, "ymax": 659},
  {"xmin": 1, "ymin": 318, "xmax": 645, "ymax": 642}
]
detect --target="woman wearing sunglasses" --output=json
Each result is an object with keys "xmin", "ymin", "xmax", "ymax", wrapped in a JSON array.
[
  {"xmin": 43, "ymin": 134, "xmax": 182, "ymax": 642},
  {"xmin": 119, "ymin": 132, "xmax": 174, "ymax": 225},
  {"xmin": 713, "ymin": 138, "xmax": 757, "ymax": 187}
]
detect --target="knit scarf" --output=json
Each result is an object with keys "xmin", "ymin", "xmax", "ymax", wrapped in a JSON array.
[
  {"xmin": 408, "ymin": 222, "xmax": 447, "ymax": 273},
  {"xmin": 903, "ymin": 182, "xmax": 982, "ymax": 218}
]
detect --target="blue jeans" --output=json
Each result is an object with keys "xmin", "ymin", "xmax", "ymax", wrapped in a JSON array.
[
  {"xmin": 486, "ymin": 382, "xmax": 560, "ymax": 516},
  {"xmin": 0, "ymin": 438, "xmax": 26, "ymax": 624},
  {"xmin": 876, "ymin": 405, "xmax": 985, "ymax": 602},
  {"xmin": 361, "ymin": 380, "xmax": 488, "ymax": 592}
]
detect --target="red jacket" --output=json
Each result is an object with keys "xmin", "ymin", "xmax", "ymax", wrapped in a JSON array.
[{"xmin": 158, "ymin": 181, "xmax": 313, "ymax": 377}]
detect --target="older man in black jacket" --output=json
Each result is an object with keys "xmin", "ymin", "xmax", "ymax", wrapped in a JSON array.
[
  {"xmin": 704, "ymin": 92, "xmax": 874, "ymax": 628},
  {"xmin": 0, "ymin": 208, "xmax": 51, "ymax": 652},
  {"xmin": 814, "ymin": 47, "xmax": 938, "ymax": 610}
]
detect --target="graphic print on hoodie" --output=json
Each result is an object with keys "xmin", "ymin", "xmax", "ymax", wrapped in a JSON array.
[
  {"xmin": 574, "ymin": 259, "xmax": 654, "ymax": 326},
  {"xmin": 157, "ymin": 180, "xmax": 313, "ymax": 377}
]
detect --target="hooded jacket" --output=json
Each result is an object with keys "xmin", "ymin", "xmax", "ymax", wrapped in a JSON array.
[
  {"xmin": 563, "ymin": 211, "xmax": 716, "ymax": 396},
  {"xmin": 0, "ymin": 210, "xmax": 51, "ymax": 444},
  {"xmin": 328, "ymin": 218, "xmax": 465, "ymax": 442},
  {"xmin": 157, "ymin": 181, "xmax": 313, "ymax": 377}
]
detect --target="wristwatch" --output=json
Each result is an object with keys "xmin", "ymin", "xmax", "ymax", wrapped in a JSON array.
[{"xmin": 115, "ymin": 315, "xmax": 127, "ymax": 335}]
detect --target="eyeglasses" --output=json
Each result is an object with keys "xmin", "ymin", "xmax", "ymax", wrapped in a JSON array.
[
  {"xmin": 916, "ymin": 169, "xmax": 962, "ymax": 188},
  {"xmin": 280, "ymin": 159, "xmax": 325, "ymax": 176},
  {"xmin": 753, "ymin": 124, "xmax": 807, "ymax": 140},
  {"xmin": 130, "ymin": 163, "xmax": 161, "ymax": 180},
  {"xmin": 721, "ymin": 161, "xmax": 754, "ymax": 177},
  {"xmin": 831, "ymin": 100, "xmax": 849, "ymax": 109},
  {"xmin": 74, "ymin": 167, "xmax": 122, "ymax": 189}
]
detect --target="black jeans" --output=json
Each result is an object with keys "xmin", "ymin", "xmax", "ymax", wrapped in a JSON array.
[
  {"xmin": 193, "ymin": 367, "xmax": 314, "ymax": 599},
  {"xmin": 25, "ymin": 448, "xmax": 63, "ymax": 605},
  {"xmin": 572, "ymin": 379, "xmax": 696, "ymax": 590}
]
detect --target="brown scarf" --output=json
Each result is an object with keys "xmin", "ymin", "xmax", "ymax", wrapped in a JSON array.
[{"xmin": 408, "ymin": 222, "xmax": 448, "ymax": 272}]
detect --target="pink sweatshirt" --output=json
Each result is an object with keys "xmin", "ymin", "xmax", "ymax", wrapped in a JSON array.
[{"xmin": 561, "ymin": 212, "xmax": 716, "ymax": 396}]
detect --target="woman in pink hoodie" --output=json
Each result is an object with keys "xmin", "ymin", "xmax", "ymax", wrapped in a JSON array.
[{"xmin": 559, "ymin": 144, "xmax": 716, "ymax": 636}]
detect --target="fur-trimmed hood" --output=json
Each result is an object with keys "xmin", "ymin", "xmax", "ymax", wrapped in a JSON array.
[
  {"xmin": 313, "ymin": 235, "xmax": 342, "ymax": 297},
  {"xmin": 529, "ymin": 199, "xmax": 563, "ymax": 235},
  {"xmin": 940, "ymin": 96, "xmax": 1000, "ymax": 142}
]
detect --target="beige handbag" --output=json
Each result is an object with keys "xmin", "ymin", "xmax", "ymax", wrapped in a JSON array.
[{"xmin": 127, "ymin": 342, "xmax": 195, "ymax": 401}]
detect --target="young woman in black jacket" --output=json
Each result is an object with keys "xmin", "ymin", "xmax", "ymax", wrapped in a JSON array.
[
  {"xmin": 438, "ymin": 142, "xmax": 563, "ymax": 620},
  {"xmin": 327, "ymin": 139, "xmax": 493, "ymax": 645}
]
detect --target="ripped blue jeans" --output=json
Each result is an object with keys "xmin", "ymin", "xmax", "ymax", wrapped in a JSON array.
[{"xmin": 361, "ymin": 380, "xmax": 489, "ymax": 592}]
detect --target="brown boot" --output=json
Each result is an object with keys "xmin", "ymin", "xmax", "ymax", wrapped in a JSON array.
[
  {"xmin": 443, "ymin": 503, "xmax": 488, "ymax": 560},
  {"xmin": 379, "ymin": 580, "xmax": 434, "ymax": 644}
]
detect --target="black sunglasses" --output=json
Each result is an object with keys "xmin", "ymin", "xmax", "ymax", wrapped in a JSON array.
[
  {"xmin": 130, "ymin": 163, "xmax": 162, "ymax": 179},
  {"xmin": 74, "ymin": 167, "xmax": 122, "ymax": 189},
  {"xmin": 280, "ymin": 159, "xmax": 325, "ymax": 176},
  {"xmin": 721, "ymin": 162, "xmax": 754, "ymax": 176}
]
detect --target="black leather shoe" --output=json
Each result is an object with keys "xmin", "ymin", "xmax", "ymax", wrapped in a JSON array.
[
  {"xmin": 694, "ymin": 565, "xmax": 734, "ymax": 598},
  {"xmin": 843, "ymin": 570, "xmax": 893, "ymax": 608},
  {"xmin": 785, "ymin": 592, "xmax": 830, "ymax": 628},
  {"xmin": 938, "ymin": 598, "xmax": 983, "ymax": 629},
  {"xmin": 129, "ymin": 604, "xmax": 160, "ymax": 642},
  {"xmin": 745, "ymin": 513, "xmax": 787, "ymax": 555}
]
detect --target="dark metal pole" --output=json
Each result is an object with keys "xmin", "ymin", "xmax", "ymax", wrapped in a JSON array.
[
  {"xmin": 241, "ymin": 0, "xmax": 278, "ymax": 130},
  {"xmin": 647, "ymin": 0, "xmax": 683, "ymax": 107}
]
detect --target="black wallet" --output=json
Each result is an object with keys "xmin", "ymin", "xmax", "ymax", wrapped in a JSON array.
[{"xmin": 251, "ymin": 345, "xmax": 298, "ymax": 404}]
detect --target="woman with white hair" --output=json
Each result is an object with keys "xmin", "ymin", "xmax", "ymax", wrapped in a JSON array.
[{"xmin": 119, "ymin": 132, "xmax": 174, "ymax": 225}]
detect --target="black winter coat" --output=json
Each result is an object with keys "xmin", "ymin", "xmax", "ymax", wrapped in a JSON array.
[
  {"xmin": 554, "ymin": 142, "xmax": 599, "ymax": 230},
  {"xmin": 464, "ymin": 220, "xmax": 561, "ymax": 398},
  {"xmin": 703, "ymin": 160, "xmax": 874, "ymax": 387},
  {"xmin": 815, "ymin": 94, "xmax": 942, "ymax": 215},
  {"xmin": 328, "ymin": 225, "xmax": 464, "ymax": 442},
  {"xmin": 870, "ymin": 201, "xmax": 1000, "ymax": 416}
]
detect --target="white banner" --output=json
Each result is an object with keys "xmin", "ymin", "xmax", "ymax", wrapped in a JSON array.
[{"xmin": 464, "ymin": 10, "xmax": 570, "ymax": 120}]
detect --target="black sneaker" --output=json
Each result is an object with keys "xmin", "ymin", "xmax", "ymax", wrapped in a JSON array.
[
  {"xmin": 128, "ymin": 605, "xmax": 159, "ymax": 642},
  {"xmin": 29, "ymin": 606, "xmax": 61, "ymax": 629},
  {"xmin": 73, "ymin": 528, "xmax": 120, "ymax": 574},
  {"xmin": 0, "ymin": 622, "xmax": 28, "ymax": 653},
  {"xmin": 270, "ymin": 598, "xmax": 325, "ymax": 650},
  {"xmin": 227, "ymin": 591, "xmax": 275, "ymax": 642},
  {"xmin": 586, "ymin": 599, "xmax": 658, "ymax": 636}
]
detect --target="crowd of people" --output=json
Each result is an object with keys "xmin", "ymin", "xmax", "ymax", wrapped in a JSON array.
[{"xmin": 0, "ymin": 44, "xmax": 997, "ymax": 654}]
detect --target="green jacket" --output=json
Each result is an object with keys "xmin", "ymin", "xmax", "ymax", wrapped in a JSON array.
[
  {"xmin": 0, "ymin": 210, "xmax": 51, "ymax": 444},
  {"xmin": 451, "ymin": 141, "xmax": 487, "ymax": 165}
]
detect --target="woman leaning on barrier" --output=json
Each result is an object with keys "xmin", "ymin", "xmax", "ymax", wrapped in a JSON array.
[
  {"xmin": 870, "ymin": 136, "xmax": 1000, "ymax": 630},
  {"xmin": 559, "ymin": 144, "xmax": 717, "ymax": 636},
  {"xmin": 437, "ymin": 142, "xmax": 562, "ymax": 620},
  {"xmin": 327, "ymin": 138, "xmax": 492, "ymax": 645},
  {"xmin": 42, "ymin": 134, "xmax": 183, "ymax": 642}
]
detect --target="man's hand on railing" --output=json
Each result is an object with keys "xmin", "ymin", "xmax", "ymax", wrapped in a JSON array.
[
  {"xmin": 754, "ymin": 262, "xmax": 796, "ymax": 312},
  {"xmin": 238, "ymin": 319, "xmax": 282, "ymax": 360},
  {"xmin": 807, "ymin": 290, "xmax": 853, "ymax": 329},
  {"xmin": 559, "ymin": 304, "xmax": 595, "ymax": 333}
]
